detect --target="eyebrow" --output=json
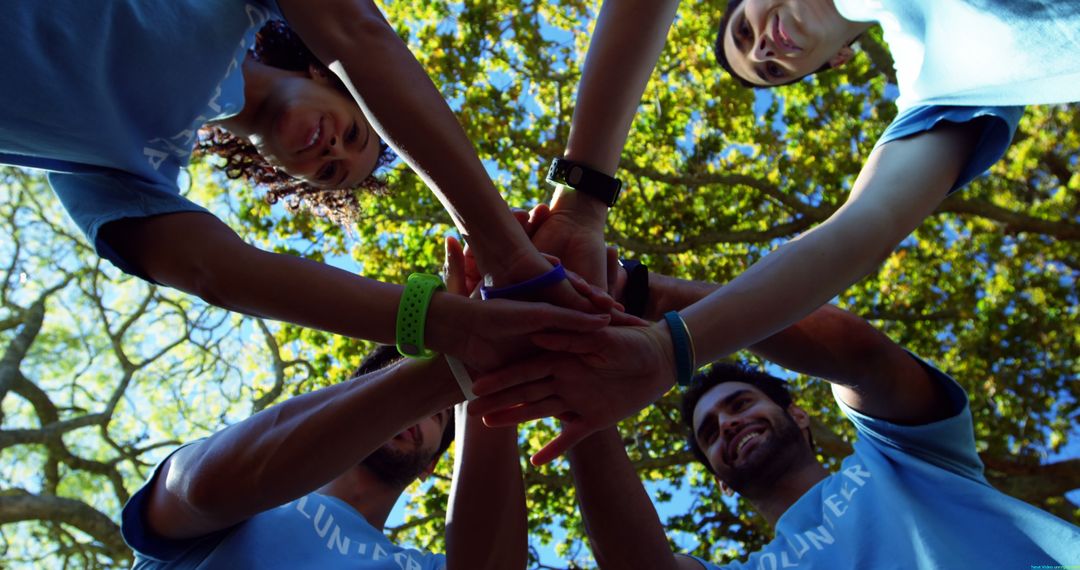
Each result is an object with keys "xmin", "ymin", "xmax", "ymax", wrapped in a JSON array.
[{"xmin": 696, "ymin": 388, "xmax": 753, "ymax": 439}]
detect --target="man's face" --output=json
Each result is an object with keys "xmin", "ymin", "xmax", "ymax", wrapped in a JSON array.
[
  {"xmin": 721, "ymin": 0, "xmax": 852, "ymax": 86},
  {"xmin": 692, "ymin": 382, "xmax": 809, "ymax": 492},
  {"xmin": 362, "ymin": 409, "xmax": 452, "ymax": 488},
  {"xmin": 248, "ymin": 68, "xmax": 383, "ymax": 189}
]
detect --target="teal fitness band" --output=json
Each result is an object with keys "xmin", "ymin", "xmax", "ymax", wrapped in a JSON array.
[
  {"xmin": 396, "ymin": 273, "xmax": 445, "ymax": 359},
  {"xmin": 663, "ymin": 311, "xmax": 696, "ymax": 386}
]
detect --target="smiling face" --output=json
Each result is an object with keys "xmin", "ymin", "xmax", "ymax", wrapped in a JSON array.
[
  {"xmin": 719, "ymin": 0, "xmax": 856, "ymax": 87},
  {"xmin": 361, "ymin": 409, "xmax": 453, "ymax": 488},
  {"xmin": 692, "ymin": 382, "xmax": 812, "ymax": 493},
  {"xmin": 247, "ymin": 65, "xmax": 384, "ymax": 189}
]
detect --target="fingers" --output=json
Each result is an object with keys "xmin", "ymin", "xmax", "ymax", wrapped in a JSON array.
[
  {"xmin": 444, "ymin": 237, "xmax": 466, "ymax": 296},
  {"xmin": 471, "ymin": 358, "xmax": 559, "ymax": 399},
  {"xmin": 610, "ymin": 309, "xmax": 650, "ymax": 327},
  {"xmin": 481, "ymin": 397, "xmax": 569, "ymax": 427},
  {"xmin": 563, "ymin": 268, "xmax": 619, "ymax": 312},
  {"xmin": 530, "ymin": 423, "xmax": 594, "ymax": 466},
  {"xmin": 529, "ymin": 330, "xmax": 609, "ymax": 354},
  {"xmin": 606, "ymin": 246, "xmax": 628, "ymax": 299},
  {"xmin": 527, "ymin": 204, "xmax": 551, "ymax": 234},
  {"xmin": 517, "ymin": 300, "xmax": 611, "ymax": 332}
]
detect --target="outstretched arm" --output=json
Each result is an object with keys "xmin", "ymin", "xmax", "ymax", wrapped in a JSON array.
[
  {"xmin": 681, "ymin": 121, "xmax": 986, "ymax": 365},
  {"xmin": 100, "ymin": 212, "xmax": 610, "ymax": 373},
  {"xmin": 473, "ymin": 122, "xmax": 983, "ymax": 461},
  {"xmin": 144, "ymin": 355, "xmax": 462, "ymax": 540},
  {"xmin": 274, "ymin": 0, "xmax": 551, "ymax": 286},
  {"xmin": 620, "ymin": 263, "xmax": 954, "ymax": 423},
  {"xmin": 531, "ymin": 0, "xmax": 681, "ymax": 283},
  {"xmin": 444, "ymin": 237, "xmax": 527, "ymax": 570}
]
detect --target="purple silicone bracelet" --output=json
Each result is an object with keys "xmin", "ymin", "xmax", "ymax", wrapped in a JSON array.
[{"xmin": 480, "ymin": 263, "xmax": 567, "ymax": 300}]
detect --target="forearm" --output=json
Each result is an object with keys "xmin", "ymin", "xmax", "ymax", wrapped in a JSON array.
[
  {"xmin": 278, "ymin": 0, "xmax": 543, "ymax": 282},
  {"xmin": 642, "ymin": 272, "xmax": 719, "ymax": 321},
  {"xmin": 562, "ymin": 0, "xmax": 680, "ymax": 174},
  {"xmin": 550, "ymin": 0, "xmax": 680, "ymax": 226},
  {"xmin": 569, "ymin": 428, "xmax": 680, "ymax": 570},
  {"xmin": 679, "ymin": 124, "xmax": 979, "ymax": 365},
  {"xmin": 446, "ymin": 404, "xmax": 527, "ymax": 570},
  {"xmin": 162, "ymin": 358, "xmax": 461, "ymax": 537}
]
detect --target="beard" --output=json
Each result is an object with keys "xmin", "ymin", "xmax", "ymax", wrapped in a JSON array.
[
  {"xmin": 361, "ymin": 445, "xmax": 432, "ymax": 489},
  {"xmin": 720, "ymin": 410, "xmax": 809, "ymax": 495}
]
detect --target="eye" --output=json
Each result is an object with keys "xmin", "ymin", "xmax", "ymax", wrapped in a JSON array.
[
  {"xmin": 732, "ymin": 397, "xmax": 751, "ymax": 412},
  {"xmin": 346, "ymin": 121, "xmax": 360, "ymax": 144},
  {"xmin": 316, "ymin": 162, "xmax": 337, "ymax": 183},
  {"xmin": 700, "ymin": 422, "xmax": 718, "ymax": 445},
  {"xmin": 738, "ymin": 16, "xmax": 751, "ymax": 39},
  {"xmin": 766, "ymin": 62, "xmax": 785, "ymax": 79}
]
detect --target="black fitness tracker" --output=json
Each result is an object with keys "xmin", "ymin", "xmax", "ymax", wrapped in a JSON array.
[{"xmin": 545, "ymin": 158, "xmax": 623, "ymax": 207}]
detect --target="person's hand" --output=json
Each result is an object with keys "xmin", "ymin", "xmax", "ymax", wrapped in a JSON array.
[
  {"xmin": 429, "ymin": 241, "xmax": 615, "ymax": 372},
  {"xmin": 462, "ymin": 206, "xmax": 620, "ymax": 313},
  {"xmin": 467, "ymin": 321, "xmax": 677, "ymax": 465},
  {"xmin": 528, "ymin": 202, "xmax": 608, "ymax": 289}
]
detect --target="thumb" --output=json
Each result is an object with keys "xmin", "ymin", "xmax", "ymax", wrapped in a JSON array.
[{"xmin": 530, "ymin": 422, "xmax": 592, "ymax": 465}]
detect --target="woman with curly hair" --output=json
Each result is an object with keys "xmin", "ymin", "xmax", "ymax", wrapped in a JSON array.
[{"xmin": 0, "ymin": 1, "xmax": 610, "ymax": 372}]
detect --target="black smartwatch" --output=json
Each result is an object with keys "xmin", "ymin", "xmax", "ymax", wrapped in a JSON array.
[{"xmin": 545, "ymin": 158, "xmax": 623, "ymax": 207}]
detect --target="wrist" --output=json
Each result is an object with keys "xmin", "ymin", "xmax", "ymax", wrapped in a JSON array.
[
  {"xmin": 424, "ymin": 292, "xmax": 470, "ymax": 357},
  {"xmin": 650, "ymin": 321, "xmax": 678, "ymax": 390},
  {"xmin": 549, "ymin": 185, "xmax": 610, "ymax": 230}
]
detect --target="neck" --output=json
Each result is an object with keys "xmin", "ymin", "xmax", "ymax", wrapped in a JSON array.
[
  {"xmin": 318, "ymin": 467, "xmax": 409, "ymax": 531},
  {"xmin": 745, "ymin": 460, "xmax": 829, "ymax": 526},
  {"xmin": 212, "ymin": 56, "xmax": 282, "ymax": 139}
]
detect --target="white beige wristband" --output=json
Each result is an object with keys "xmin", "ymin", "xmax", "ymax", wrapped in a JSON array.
[{"xmin": 444, "ymin": 356, "xmax": 476, "ymax": 400}]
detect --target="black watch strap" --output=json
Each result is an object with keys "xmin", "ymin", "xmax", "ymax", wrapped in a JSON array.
[
  {"xmin": 619, "ymin": 259, "xmax": 649, "ymax": 318},
  {"xmin": 545, "ymin": 158, "xmax": 623, "ymax": 207}
]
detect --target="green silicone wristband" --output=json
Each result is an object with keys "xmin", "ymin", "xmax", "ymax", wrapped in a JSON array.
[{"xmin": 396, "ymin": 274, "xmax": 445, "ymax": 359}]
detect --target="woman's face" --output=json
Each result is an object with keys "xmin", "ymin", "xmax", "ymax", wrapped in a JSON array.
[{"xmin": 248, "ymin": 66, "xmax": 383, "ymax": 189}]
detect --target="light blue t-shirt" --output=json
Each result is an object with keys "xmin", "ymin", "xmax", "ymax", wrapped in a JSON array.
[
  {"xmin": 830, "ymin": 0, "xmax": 1080, "ymax": 192},
  {"xmin": 0, "ymin": 1, "xmax": 280, "ymax": 279},
  {"xmin": 693, "ymin": 360, "xmax": 1080, "ymax": 570},
  {"xmin": 121, "ymin": 456, "xmax": 447, "ymax": 569}
]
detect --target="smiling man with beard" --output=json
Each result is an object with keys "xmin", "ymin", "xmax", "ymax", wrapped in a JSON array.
[{"xmin": 557, "ymin": 264, "xmax": 1080, "ymax": 569}]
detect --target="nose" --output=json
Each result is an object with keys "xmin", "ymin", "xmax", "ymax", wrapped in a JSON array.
[
  {"xmin": 750, "ymin": 33, "xmax": 776, "ymax": 63},
  {"xmin": 720, "ymin": 415, "xmax": 743, "ymax": 438},
  {"xmin": 321, "ymin": 134, "xmax": 346, "ymax": 160}
]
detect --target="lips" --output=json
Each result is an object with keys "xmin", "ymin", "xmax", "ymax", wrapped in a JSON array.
[
  {"xmin": 773, "ymin": 14, "xmax": 802, "ymax": 53},
  {"xmin": 297, "ymin": 115, "xmax": 324, "ymax": 154},
  {"xmin": 726, "ymin": 424, "xmax": 766, "ymax": 464}
]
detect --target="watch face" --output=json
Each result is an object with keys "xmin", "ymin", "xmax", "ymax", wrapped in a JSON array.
[{"xmin": 569, "ymin": 166, "xmax": 584, "ymax": 185}]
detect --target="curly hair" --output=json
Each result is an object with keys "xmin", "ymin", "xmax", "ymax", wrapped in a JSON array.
[{"xmin": 194, "ymin": 19, "xmax": 396, "ymax": 225}]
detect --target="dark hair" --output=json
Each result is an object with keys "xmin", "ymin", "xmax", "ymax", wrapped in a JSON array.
[
  {"xmin": 352, "ymin": 345, "xmax": 456, "ymax": 460},
  {"xmin": 680, "ymin": 362, "xmax": 811, "ymax": 472},
  {"xmin": 714, "ymin": 0, "xmax": 833, "ymax": 89},
  {"xmin": 194, "ymin": 19, "xmax": 397, "ymax": 225}
]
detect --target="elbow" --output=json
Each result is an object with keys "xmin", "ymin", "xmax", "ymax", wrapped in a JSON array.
[
  {"xmin": 162, "ymin": 451, "xmax": 229, "ymax": 519},
  {"xmin": 302, "ymin": 4, "xmax": 399, "ymax": 62}
]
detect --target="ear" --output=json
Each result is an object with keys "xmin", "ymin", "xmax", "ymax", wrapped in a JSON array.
[
  {"xmin": 828, "ymin": 46, "xmax": 855, "ymax": 68},
  {"xmin": 787, "ymin": 403, "xmax": 811, "ymax": 431},
  {"xmin": 714, "ymin": 475, "xmax": 735, "ymax": 497},
  {"xmin": 417, "ymin": 458, "xmax": 439, "ymax": 482},
  {"xmin": 307, "ymin": 63, "xmax": 332, "ymax": 83}
]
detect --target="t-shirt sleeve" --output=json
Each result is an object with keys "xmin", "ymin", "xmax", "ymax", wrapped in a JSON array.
[
  {"xmin": 874, "ymin": 105, "xmax": 1024, "ymax": 193},
  {"xmin": 121, "ymin": 443, "xmax": 232, "ymax": 564},
  {"xmin": 46, "ymin": 169, "xmax": 210, "ymax": 282},
  {"xmin": 833, "ymin": 354, "xmax": 986, "ymax": 482}
]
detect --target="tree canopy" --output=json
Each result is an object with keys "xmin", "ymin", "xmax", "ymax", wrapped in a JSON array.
[{"xmin": 1, "ymin": 0, "xmax": 1077, "ymax": 567}]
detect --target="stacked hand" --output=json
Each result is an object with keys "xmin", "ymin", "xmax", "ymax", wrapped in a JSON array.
[{"xmin": 454, "ymin": 202, "xmax": 678, "ymax": 465}]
